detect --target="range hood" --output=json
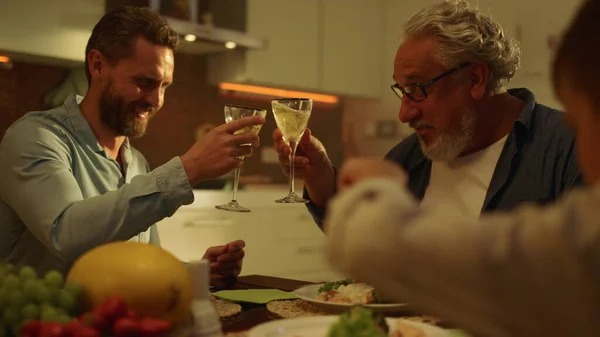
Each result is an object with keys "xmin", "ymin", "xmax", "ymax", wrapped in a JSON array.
[{"xmin": 148, "ymin": 0, "xmax": 267, "ymax": 55}]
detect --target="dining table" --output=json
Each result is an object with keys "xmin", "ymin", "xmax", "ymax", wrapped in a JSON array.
[
  {"xmin": 217, "ymin": 274, "xmax": 459, "ymax": 336},
  {"xmin": 220, "ymin": 274, "xmax": 315, "ymax": 334}
]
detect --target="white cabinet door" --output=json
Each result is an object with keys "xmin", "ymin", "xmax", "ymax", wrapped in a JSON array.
[
  {"xmin": 245, "ymin": 0, "xmax": 321, "ymax": 90},
  {"xmin": 0, "ymin": 0, "xmax": 102, "ymax": 65},
  {"xmin": 512, "ymin": 0, "xmax": 579, "ymax": 78},
  {"xmin": 321, "ymin": 0, "xmax": 384, "ymax": 98}
]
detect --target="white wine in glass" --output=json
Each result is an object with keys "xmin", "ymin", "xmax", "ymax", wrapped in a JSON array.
[
  {"xmin": 272, "ymin": 98, "xmax": 313, "ymax": 203},
  {"xmin": 215, "ymin": 105, "xmax": 267, "ymax": 212}
]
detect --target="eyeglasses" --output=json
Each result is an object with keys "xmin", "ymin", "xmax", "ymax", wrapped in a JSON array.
[{"xmin": 390, "ymin": 63, "xmax": 471, "ymax": 102}]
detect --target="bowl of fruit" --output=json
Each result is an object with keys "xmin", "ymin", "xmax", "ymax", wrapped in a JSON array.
[
  {"xmin": 0, "ymin": 264, "xmax": 176, "ymax": 337},
  {"xmin": 1, "ymin": 241, "xmax": 203, "ymax": 337}
]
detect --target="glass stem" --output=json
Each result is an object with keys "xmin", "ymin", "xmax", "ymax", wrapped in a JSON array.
[
  {"xmin": 232, "ymin": 167, "xmax": 241, "ymax": 202},
  {"xmin": 288, "ymin": 140, "xmax": 299, "ymax": 195}
]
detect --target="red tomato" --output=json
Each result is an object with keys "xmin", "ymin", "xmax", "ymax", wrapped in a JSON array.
[
  {"xmin": 63, "ymin": 320, "xmax": 87, "ymax": 336},
  {"xmin": 72, "ymin": 327, "xmax": 101, "ymax": 337},
  {"xmin": 139, "ymin": 318, "xmax": 172, "ymax": 337},
  {"xmin": 113, "ymin": 317, "xmax": 142, "ymax": 337},
  {"xmin": 39, "ymin": 323, "xmax": 66, "ymax": 337},
  {"xmin": 21, "ymin": 320, "xmax": 42, "ymax": 337},
  {"xmin": 79, "ymin": 311, "xmax": 107, "ymax": 331},
  {"xmin": 98, "ymin": 297, "xmax": 128, "ymax": 322}
]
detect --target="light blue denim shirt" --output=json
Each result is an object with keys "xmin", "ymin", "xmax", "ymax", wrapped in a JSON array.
[{"xmin": 0, "ymin": 94, "xmax": 194, "ymax": 274}]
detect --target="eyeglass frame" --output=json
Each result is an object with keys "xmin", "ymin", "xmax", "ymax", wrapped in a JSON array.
[{"xmin": 390, "ymin": 62, "xmax": 472, "ymax": 102}]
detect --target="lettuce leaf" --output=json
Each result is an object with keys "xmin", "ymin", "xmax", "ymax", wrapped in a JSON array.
[
  {"xmin": 318, "ymin": 279, "xmax": 355, "ymax": 293},
  {"xmin": 327, "ymin": 307, "xmax": 389, "ymax": 337}
]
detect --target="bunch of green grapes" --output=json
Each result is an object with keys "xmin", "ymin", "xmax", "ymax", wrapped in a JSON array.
[{"xmin": 0, "ymin": 264, "xmax": 82, "ymax": 337}]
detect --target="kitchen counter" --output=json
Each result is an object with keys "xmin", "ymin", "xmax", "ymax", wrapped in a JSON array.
[{"xmin": 156, "ymin": 188, "xmax": 344, "ymax": 282}]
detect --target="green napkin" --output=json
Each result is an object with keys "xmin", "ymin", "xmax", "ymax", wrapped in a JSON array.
[{"xmin": 212, "ymin": 289, "xmax": 297, "ymax": 304}]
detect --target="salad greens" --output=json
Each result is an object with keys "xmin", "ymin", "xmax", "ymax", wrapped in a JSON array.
[
  {"xmin": 318, "ymin": 279, "xmax": 355, "ymax": 293},
  {"xmin": 327, "ymin": 307, "xmax": 389, "ymax": 337},
  {"xmin": 319, "ymin": 280, "xmax": 393, "ymax": 304}
]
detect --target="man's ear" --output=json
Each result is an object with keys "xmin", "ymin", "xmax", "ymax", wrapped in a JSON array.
[
  {"xmin": 86, "ymin": 50, "xmax": 108, "ymax": 83},
  {"xmin": 468, "ymin": 61, "xmax": 491, "ymax": 99}
]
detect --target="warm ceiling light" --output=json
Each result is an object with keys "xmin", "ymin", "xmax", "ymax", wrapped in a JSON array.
[
  {"xmin": 0, "ymin": 56, "xmax": 10, "ymax": 63},
  {"xmin": 219, "ymin": 82, "xmax": 339, "ymax": 104},
  {"xmin": 183, "ymin": 34, "xmax": 196, "ymax": 42},
  {"xmin": 224, "ymin": 41, "xmax": 237, "ymax": 49}
]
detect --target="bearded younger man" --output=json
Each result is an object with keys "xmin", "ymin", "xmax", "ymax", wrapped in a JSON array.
[
  {"xmin": 273, "ymin": 0, "xmax": 582, "ymax": 225},
  {"xmin": 0, "ymin": 6, "xmax": 263, "ymax": 288}
]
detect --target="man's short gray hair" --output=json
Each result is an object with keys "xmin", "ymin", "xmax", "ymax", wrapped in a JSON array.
[{"xmin": 403, "ymin": 0, "xmax": 521, "ymax": 93}]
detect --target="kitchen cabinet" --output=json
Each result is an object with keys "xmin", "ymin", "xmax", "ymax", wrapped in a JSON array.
[
  {"xmin": 244, "ymin": 0, "xmax": 321, "ymax": 91},
  {"xmin": 321, "ymin": 0, "xmax": 384, "ymax": 98},
  {"xmin": 511, "ymin": 0, "xmax": 577, "ymax": 79},
  {"xmin": 0, "ymin": 0, "xmax": 103, "ymax": 66},
  {"xmin": 209, "ymin": 0, "xmax": 386, "ymax": 98}
]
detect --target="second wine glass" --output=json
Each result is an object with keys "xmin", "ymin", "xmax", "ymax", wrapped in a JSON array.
[
  {"xmin": 272, "ymin": 98, "xmax": 313, "ymax": 203},
  {"xmin": 215, "ymin": 105, "xmax": 267, "ymax": 212}
]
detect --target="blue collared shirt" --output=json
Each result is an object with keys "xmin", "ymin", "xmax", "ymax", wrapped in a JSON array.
[
  {"xmin": 306, "ymin": 88, "xmax": 583, "ymax": 226},
  {"xmin": 0, "ymin": 94, "xmax": 194, "ymax": 274}
]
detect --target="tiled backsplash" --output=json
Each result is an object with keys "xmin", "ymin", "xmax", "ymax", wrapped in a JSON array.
[{"xmin": 0, "ymin": 62, "xmax": 69, "ymax": 138}]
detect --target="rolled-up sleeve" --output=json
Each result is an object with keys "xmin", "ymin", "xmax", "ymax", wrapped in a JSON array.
[
  {"xmin": 324, "ymin": 178, "xmax": 600, "ymax": 337},
  {"xmin": 0, "ymin": 120, "xmax": 194, "ymax": 262}
]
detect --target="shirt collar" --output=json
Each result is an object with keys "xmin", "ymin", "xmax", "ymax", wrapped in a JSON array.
[
  {"xmin": 508, "ymin": 87, "xmax": 537, "ymax": 135},
  {"xmin": 63, "ymin": 93, "xmax": 103, "ymax": 153},
  {"xmin": 120, "ymin": 137, "xmax": 133, "ymax": 165},
  {"xmin": 62, "ymin": 93, "xmax": 132, "ymax": 164}
]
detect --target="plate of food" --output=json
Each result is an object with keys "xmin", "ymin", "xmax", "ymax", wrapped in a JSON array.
[
  {"xmin": 294, "ymin": 279, "xmax": 408, "ymax": 313},
  {"xmin": 249, "ymin": 306, "xmax": 453, "ymax": 337}
]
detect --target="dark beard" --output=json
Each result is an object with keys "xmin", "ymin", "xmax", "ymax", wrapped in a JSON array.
[{"xmin": 99, "ymin": 86, "xmax": 156, "ymax": 138}]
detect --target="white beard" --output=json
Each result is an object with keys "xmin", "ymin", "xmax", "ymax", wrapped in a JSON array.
[{"xmin": 418, "ymin": 108, "xmax": 476, "ymax": 162}]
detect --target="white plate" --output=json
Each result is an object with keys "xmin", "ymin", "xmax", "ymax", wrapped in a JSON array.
[
  {"xmin": 294, "ymin": 284, "xmax": 408, "ymax": 313},
  {"xmin": 248, "ymin": 315, "xmax": 451, "ymax": 337}
]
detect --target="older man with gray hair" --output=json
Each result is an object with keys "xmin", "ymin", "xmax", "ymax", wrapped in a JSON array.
[
  {"xmin": 324, "ymin": 1, "xmax": 600, "ymax": 336},
  {"xmin": 273, "ymin": 0, "xmax": 582, "ymax": 224}
]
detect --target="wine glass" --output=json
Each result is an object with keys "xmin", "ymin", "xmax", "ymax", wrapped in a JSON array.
[
  {"xmin": 215, "ymin": 105, "xmax": 267, "ymax": 212},
  {"xmin": 272, "ymin": 98, "xmax": 313, "ymax": 203}
]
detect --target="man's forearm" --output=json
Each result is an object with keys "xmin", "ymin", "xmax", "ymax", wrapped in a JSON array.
[
  {"xmin": 52, "ymin": 158, "xmax": 193, "ymax": 260},
  {"xmin": 305, "ymin": 163, "xmax": 337, "ymax": 208},
  {"xmin": 5, "ymin": 157, "xmax": 193, "ymax": 262}
]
